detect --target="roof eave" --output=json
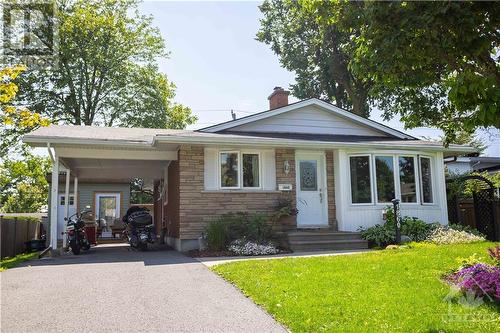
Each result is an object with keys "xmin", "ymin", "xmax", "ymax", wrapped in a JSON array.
[{"xmin": 22, "ymin": 135, "xmax": 155, "ymax": 149}]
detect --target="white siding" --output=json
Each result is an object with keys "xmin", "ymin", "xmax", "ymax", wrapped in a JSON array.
[
  {"xmin": 334, "ymin": 149, "xmax": 448, "ymax": 231},
  {"xmin": 229, "ymin": 105, "xmax": 388, "ymax": 137},
  {"xmin": 204, "ymin": 147, "xmax": 276, "ymax": 191}
]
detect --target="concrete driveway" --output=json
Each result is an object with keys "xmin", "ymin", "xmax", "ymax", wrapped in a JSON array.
[{"xmin": 1, "ymin": 244, "xmax": 286, "ymax": 333}]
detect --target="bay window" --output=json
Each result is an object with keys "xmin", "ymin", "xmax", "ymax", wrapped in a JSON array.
[
  {"xmin": 219, "ymin": 151, "xmax": 260, "ymax": 189},
  {"xmin": 349, "ymin": 153, "xmax": 434, "ymax": 205}
]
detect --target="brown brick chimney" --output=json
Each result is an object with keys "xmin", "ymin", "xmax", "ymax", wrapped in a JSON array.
[{"xmin": 268, "ymin": 86, "xmax": 290, "ymax": 110}]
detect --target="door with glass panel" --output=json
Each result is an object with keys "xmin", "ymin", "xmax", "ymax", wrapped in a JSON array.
[
  {"xmin": 295, "ymin": 152, "xmax": 328, "ymax": 227},
  {"xmin": 95, "ymin": 193, "xmax": 121, "ymax": 236}
]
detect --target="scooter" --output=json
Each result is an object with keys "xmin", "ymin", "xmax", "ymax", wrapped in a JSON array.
[{"xmin": 65, "ymin": 208, "xmax": 91, "ymax": 255}]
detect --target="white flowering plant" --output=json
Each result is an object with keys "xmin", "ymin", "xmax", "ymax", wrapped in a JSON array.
[
  {"xmin": 426, "ymin": 226, "xmax": 485, "ymax": 245},
  {"xmin": 228, "ymin": 239, "xmax": 280, "ymax": 256}
]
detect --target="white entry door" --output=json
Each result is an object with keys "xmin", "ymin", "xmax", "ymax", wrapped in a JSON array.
[
  {"xmin": 57, "ymin": 194, "xmax": 76, "ymax": 239},
  {"xmin": 296, "ymin": 152, "xmax": 328, "ymax": 227}
]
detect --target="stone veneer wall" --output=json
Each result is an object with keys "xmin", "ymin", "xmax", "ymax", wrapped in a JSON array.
[{"xmin": 177, "ymin": 145, "xmax": 298, "ymax": 240}]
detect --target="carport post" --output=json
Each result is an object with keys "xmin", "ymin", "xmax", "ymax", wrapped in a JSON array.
[
  {"xmin": 50, "ymin": 155, "xmax": 59, "ymax": 250},
  {"xmin": 73, "ymin": 176, "xmax": 78, "ymax": 212},
  {"xmin": 63, "ymin": 168, "xmax": 70, "ymax": 248}
]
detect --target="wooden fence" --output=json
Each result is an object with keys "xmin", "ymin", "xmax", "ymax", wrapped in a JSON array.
[
  {"xmin": 0, "ymin": 216, "xmax": 43, "ymax": 259},
  {"xmin": 449, "ymin": 198, "xmax": 500, "ymax": 241}
]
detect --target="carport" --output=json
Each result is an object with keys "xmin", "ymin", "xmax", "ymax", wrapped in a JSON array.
[{"xmin": 23, "ymin": 125, "xmax": 180, "ymax": 250}]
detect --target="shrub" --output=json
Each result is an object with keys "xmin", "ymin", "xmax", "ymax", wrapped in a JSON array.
[
  {"xmin": 228, "ymin": 239, "xmax": 280, "ymax": 256},
  {"xmin": 205, "ymin": 218, "xmax": 228, "ymax": 251},
  {"xmin": 448, "ymin": 223, "xmax": 485, "ymax": 237},
  {"xmin": 426, "ymin": 226, "xmax": 485, "ymax": 245},
  {"xmin": 401, "ymin": 218, "xmax": 434, "ymax": 242},
  {"xmin": 444, "ymin": 263, "xmax": 500, "ymax": 302},
  {"xmin": 359, "ymin": 224, "xmax": 395, "ymax": 247}
]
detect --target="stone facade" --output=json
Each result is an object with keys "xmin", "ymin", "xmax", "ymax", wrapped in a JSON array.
[{"xmin": 164, "ymin": 145, "xmax": 337, "ymax": 248}]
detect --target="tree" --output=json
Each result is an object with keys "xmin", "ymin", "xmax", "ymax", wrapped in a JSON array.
[
  {"xmin": 349, "ymin": 1, "xmax": 499, "ymax": 144},
  {"xmin": 258, "ymin": 1, "xmax": 499, "ymax": 144},
  {"xmin": 0, "ymin": 153, "xmax": 51, "ymax": 213},
  {"xmin": 257, "ymin": 0, "xmax": 371, "ymax": 117},
  {"xmin": 3, "ymin": 0, "xmax": 196, "ymax": 155},
  {"xmin": 1, "ymin": 65, "xmax": 50, "ymax": 154}
]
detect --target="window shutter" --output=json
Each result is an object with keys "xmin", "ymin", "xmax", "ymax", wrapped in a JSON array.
[
  {"xmin": 261, "ymin": 150, "xmax": 276, "ymax": 190},
  {"xmin": 204, "ymin": 148, "xmax": 218, "ymax": 190}
]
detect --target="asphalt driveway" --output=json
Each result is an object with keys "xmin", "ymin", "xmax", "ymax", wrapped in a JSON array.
[{"xmin": 1, "ymin": 244, "xmax": 286, "ymax": 333}]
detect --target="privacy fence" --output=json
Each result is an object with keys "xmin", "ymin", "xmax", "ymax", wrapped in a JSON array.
[{"xmin": 0, "ymin": 215, "xmax": 44, "ymax": 259}]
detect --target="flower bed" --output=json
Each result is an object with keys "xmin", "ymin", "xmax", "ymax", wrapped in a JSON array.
[
  {"xmin": 426, "ymin": 226, "xmax": 485, "ymax": 245},
  {"xmin": 228, "ymin": 239, "xmax": 280, "ymax": 256}
]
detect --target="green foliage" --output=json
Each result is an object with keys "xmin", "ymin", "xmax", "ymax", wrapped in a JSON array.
[
  {"xmin": 258, "ymin": 1, "xmax": 499, "ymax": 144},
  {"xmin": 401, "ymin": 218, "xmax": 437, "ymax": 242},
  {"xmin": 3, "ymin": 0, "xmax": 197, "ymax": 156},
  {"xmin": 205, "ymin": 218, "xmax": 228, "ymax": 251},
  {"xmin": 0, "ymin": 251, "xmax": 39, "ymax": 272},
  {"xmin": 257, "ymin": 0, "xmax": 371, "ymax": 117},
  {"xmin": 213, "ymin": 242, "xmax": 498, "ymax": 332},
  {"xmin": 0, "ymin": 153, "xmax": 50, "ymax": 213},
  {"xmin": 359, "ymin": 223, "xmax": 395, "ymax": 248},
  {"xmin": 205, "ymin": 213, "xmax": 274, "ymax": 251}
]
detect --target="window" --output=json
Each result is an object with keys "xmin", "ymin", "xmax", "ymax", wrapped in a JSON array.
[
  {"xmin": 243, "ymin": 153, "xmax": 260, "ymax": 187},
  {"xmin": 220, "ymin": 152, "xmax": 239, "ymax": 188},
  {"xmin": 219, "ymin": 151, "xmax": 261, "ymax": 189},
  {"xmin": 95, "ymin": 193, "xmax": 120, "ymax": 227},
  {"xmin": 420, "ymin": 157, "xmax": 433, "ymax": 203},
  {"xmin": 375, "ymin": 156, "xmax": 395, "ymax": 203},
  {"xmin": 350, "ymin": 156, "xmax": 372, "ymax": 203},
  {"xmin": 299, "ymin": 160, "xmax": 318, "ymax": 191},
  {"xmin": 399, "ymin": 156, "xmax": 417, "ymax": 203}
]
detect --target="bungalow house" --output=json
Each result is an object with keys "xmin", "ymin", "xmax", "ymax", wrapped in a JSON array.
[{"xmin": 23, "ymin": 88, "xmax": 476, "ymax": 251}]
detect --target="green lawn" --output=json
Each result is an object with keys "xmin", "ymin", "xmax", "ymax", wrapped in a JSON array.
[
  {"xmin": 213, "ymin": 242, "xmax": 500, "ymax": 332},
  {"xmin": 0, "ymin": 252, "xmax": 39, "ymax": 272}
]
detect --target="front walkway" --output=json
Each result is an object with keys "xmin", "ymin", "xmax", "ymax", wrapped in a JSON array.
[{"xmin": 0, "ymin": 244, "xmax": 285, "ymax": 332}]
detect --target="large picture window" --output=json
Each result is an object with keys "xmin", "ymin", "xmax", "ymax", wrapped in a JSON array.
[
  {"xmin": 348, "ymin": 154, "xmax": 434, "ymax": 205},
  {"xmin": 350, "ymin": 156, "xmax": 372, "ymax": 204},
  {"xmin": 419, "ymin": 157, "xmax": 433, "ymax": 203},
  {"xmin": 375, "ymin": 156, "xmax": 395, "ymax": 203},
  {"xmin": 220, "ymin": 151, "xmax": 261, "ymax": 189}
]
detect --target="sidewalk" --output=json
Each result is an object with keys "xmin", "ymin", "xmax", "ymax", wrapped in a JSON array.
[{"xmin": 196, "ymin": 248, "xmax": 371, "ymax": 267}]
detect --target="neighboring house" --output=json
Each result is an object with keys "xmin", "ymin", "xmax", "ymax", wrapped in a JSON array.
[
  {"xmin": 47, "ymin": 174, "xmax": 131, "ymax": 241},
  {"xmin": 446, "ymin": 156, "xmax": 500, "ymax": 175},
  {"xmin": 24, "ymin": 87, "xmax": 475, "ymax": 251}
]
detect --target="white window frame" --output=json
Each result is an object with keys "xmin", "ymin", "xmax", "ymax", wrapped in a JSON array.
[
  {"xmin": 347, "ymin": 153, "xmax": 434, "ymax": 206},
  {"xmin": 418, "ymin": 155, "xmax": 435, "ymax": 205},
  {"xmin": 397, "ymin": 155, "xmax": 421, "ymax": 205},
  {"xmin": 373, "ymin": 155, "xmax": 397, "ymax": 205},
  {"xmin": 218, "ymin": 151, "xmax": 262, "ymax": 190},
  {"xmin": 94, "ymin": 192, "xmax": 121, "ymax": 222},
  {"xmin": 348, "ymin": 154, "xmax": 374, "ymax": 205}
]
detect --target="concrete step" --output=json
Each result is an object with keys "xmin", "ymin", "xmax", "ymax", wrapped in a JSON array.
[
  {"xmin": 289, "ymin": 239, "xmax": 369, "ymax": 252},
  {"xmin": 288, "ymin": 231, "xmax": 364, "ymax": 241}
]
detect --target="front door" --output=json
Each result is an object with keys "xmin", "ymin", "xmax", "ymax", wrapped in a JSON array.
[
  {"xmin": 296, "ymin": 151, "xmax": 328, "ymax": 227},
  {"xmin": 57, "ymin": 194, "xmax": 76, "ymax": 239}
]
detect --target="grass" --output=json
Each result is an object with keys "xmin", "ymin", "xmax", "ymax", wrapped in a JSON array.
[
  {"xmin": 213, "ymin": 242, "xmax": 500, "ymax": 332},
  {"xmin": 0, "ymin": 252, "xmax": 39, "ymax": 272}
]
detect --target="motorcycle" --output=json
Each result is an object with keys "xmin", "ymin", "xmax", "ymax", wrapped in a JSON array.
[
  {"xmin": 65, "ymin": 208, "xmax": 91, "ymax": 255},
  {"xmin": 122, "ymin": 207, "xmax": 156, "ymax": 251}
]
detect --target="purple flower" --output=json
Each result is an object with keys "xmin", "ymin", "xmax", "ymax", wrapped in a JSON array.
[{"xmin": 445, "ymin": 264, "xmax": 500, "ymax": 301}]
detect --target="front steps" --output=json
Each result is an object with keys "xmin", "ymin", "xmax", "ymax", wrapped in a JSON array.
[{"xmin": 287, "ymin": 229, "xmax": 369, "ymax": 252}]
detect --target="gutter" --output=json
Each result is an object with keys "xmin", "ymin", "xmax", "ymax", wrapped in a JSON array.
[
  {"xmin": 23, "ymin": 136, "xmax": 156, "ymax": 149},
  {"xmin": 153, "ymin": 134, "xmax": 478, "ymax": 154}
]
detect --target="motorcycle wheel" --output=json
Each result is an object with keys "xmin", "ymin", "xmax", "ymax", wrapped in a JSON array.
[
  {"xmin": 83, "ymin": 240, "xmax": 91, "ymax": 251},
  {"xmin": 138, "ymin": 242, "xmax": 147, "ymax": 251},
  {"xmin": 70, "ymin": 240, "xmax": 81, "ymax": 255}
]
